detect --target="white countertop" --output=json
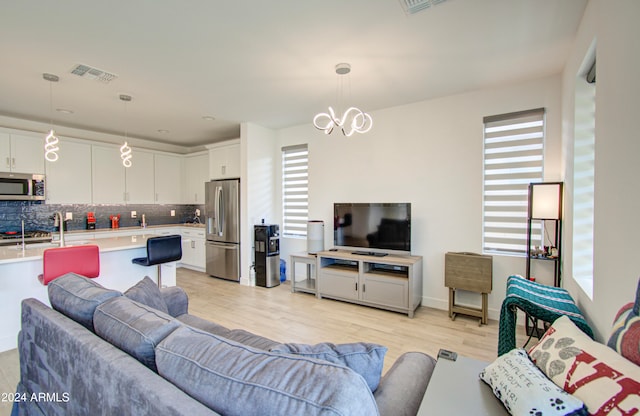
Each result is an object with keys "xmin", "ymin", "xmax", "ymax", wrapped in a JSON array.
[
  {"xmin": 0, "ymin": 224, "xmax": 205, "ymax": 265},
  {"xmin": 0, "ymin": 234, "xmax": 149, "ymax": 264}
]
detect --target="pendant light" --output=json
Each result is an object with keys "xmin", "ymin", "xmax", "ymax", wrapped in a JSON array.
[
  {"xmin": 313, "ymin": 63, "xmax": 372, "ymax": 137},
  {"xmin": 43, "ymin": 73, "xmax": 60, "ymax": 162},
  {"xmin": 119, "ymin": 94, "xmax": 133, "ymax": 168}
]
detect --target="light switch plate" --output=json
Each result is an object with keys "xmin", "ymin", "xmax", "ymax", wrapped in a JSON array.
[{"xmin": 170, "ymin": 210, "xmax": 176, "ymax": 217}]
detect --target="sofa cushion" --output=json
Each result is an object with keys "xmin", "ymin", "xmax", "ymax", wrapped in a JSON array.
[
  {"xmin": 94, "ymin": 296, "xmax": 181, "ymax": 372},
  {"xmin": 124, "ymin": 276, "xmax": 169, "ymax": 314},
  {"xmin": 607, "ymin": 277, "xmax": 640, "ymax": 366},
  {"xmin": 529, "ymin": 316, "xmax": 640, "ymax": 415},
  {"xmin": 226, "ymin": 329, "xmax": 280, "ymax": 350},
  {"xmin": 48, "ymin": 272, "xmax": 122, "ymax": 331},
  {"xmin": 156, "ymin": 325, "xmax": 379, "ymax": 416},
  {"xmin": 480, "ymin": 348, "xmax": 587, "ymax": 416},
  {"xmin": 271, "ymin": 342, "xmax": 387, "ymax": 391}
]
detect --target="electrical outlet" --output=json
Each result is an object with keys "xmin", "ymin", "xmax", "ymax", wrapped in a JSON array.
[
  {"xmin": 170, "ymin": 210, "xmax": 176, "ymax": 217},
  {"xmin": 131, "ymin": 211, "xmax": 137, "ymax": 218},
  {"xmin": 65, "ymin": 212, "xmax": 73, "ymax": 220},
  {"xmin": 195, "ymin": 208, "xmax": 201, "ymax": 216}
]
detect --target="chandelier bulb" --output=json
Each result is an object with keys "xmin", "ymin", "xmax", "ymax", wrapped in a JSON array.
[
  {"xmin": 120, "ymin": 142, "xmax": 132, "ymax": 168},
  {"xmin": 44, "ymin": 129, "xmax": 59, "ymax": 162}
]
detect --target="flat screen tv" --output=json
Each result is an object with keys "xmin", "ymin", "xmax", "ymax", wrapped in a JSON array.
[{"xmin": 333, "ymin": 203, "xmax": 411, "ymax": 255}]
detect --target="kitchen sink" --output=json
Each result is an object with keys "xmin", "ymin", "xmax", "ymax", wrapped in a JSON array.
[
  {"xmin": 7, "ymin": 240, "xmax": 93, "ymax": 250},
  {"xmin": 7, "ymin": 242, "xmax": 60, "ymax": 250}
]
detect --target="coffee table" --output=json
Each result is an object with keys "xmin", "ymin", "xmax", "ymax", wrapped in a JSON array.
[{"xmin": 417, "ymin": 353, "xmax": 508, "ymax": 415}]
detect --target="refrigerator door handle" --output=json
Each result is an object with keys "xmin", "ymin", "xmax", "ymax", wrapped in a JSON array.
[{"xmin": 218, "ymin": 186, "xmax": 225, "ymax": 237}]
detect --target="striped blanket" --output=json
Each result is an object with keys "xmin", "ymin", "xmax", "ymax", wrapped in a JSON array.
[{"xmin": 497, "ymin": 275, "xmax": 593, "ymax": 356}]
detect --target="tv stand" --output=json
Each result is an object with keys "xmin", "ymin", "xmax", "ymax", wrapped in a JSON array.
[
  {"xmin": 352, "ymin": 251, "xmax": 388, "ymax": 257},
  {"xmin": 316, "ymin": 250, "xmax": 423, "ymax": 318}
]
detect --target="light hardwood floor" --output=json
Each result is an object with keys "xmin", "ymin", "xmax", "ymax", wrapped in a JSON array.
[{"xmin": 0, "ymin": 268, "xmax": 528, "ymax": 416}]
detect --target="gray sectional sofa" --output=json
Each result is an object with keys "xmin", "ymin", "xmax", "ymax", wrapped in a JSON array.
[{"xmin": 13, "ymin": 273, "xmax": 436, "ymax": 416}]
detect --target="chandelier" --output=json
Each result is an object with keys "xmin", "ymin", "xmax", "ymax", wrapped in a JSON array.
[
  {"xmin": 119, "ymin": 94, "xmax": 133, "ymax": 168},
  {"xmin": 313, "ymin": 63, "xmax": 372, "ymax": 137},
  {"xmin": 43, "ymin": 73, "xmax": 60, "ymax": 162}
]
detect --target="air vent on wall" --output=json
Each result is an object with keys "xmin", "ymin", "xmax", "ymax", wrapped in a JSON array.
[
  {"xmin": 69, "ymin": 64, "xmax": 118, "ymax": 83},
  {"xmin": 399, "ymin": 0, "xmax": 448, "ymax": 15}
]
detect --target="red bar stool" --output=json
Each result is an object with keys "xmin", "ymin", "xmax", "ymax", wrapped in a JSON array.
[{"xmin": 38, "ymin": 245, "xmax": 101, "ymax": 285}]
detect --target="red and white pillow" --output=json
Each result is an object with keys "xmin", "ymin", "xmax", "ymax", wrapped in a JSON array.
[
  {"xmin": 528, "ymin": 316, "xmax": 640, "ymax": 415},
  {"xmin": 607, "ymin": 278, "xmax": 640, "ymax": 366}
]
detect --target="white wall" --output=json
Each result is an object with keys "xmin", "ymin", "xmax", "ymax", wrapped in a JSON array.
[
  {"xmin": 561, "ymin": 0, "xmax": 640, "ymax": 340},
  {"xmin": 276, "ymin": 74, "xmax": 562, "ymax": 320},
  {"xmin": 240, "ymin": 122, "xmax": 278, "ymax": 285}
]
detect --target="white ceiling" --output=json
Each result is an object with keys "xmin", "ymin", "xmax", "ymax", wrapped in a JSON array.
[{"xmin": 0, "ymin": 0, "xmax": 587, "ymax": 150}]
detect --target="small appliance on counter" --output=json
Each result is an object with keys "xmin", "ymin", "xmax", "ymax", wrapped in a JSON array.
[
  {"xmin": 110, "ymin": 214, "xmax": 120, "ymax": 229},
  {"xmin": 86, "ymin": 212, "xmax": 96, "ymax": 230}
]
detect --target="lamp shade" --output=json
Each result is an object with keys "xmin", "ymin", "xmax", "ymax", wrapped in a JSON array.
[{"xmin": 529, "ymin": 182, "xmax": 563, "ymax": 220}]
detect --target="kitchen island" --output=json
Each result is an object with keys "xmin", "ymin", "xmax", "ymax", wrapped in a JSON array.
[{"xmin": 0, "ymin": 232, "xmax": 180, "ymax": 352}]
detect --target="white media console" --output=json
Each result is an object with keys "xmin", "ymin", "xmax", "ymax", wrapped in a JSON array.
[{"xmin": 316, "ymin": 250, "xmax": 423, "ymax": 318}]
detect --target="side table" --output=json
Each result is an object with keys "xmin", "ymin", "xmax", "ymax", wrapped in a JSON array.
[
  {"xmin": 417, "ymin": 353, "xmax": 507, "ymax": 415},
  {"xmin": 290, "ymin": 252, "xmax": 317, "ymax": 295},
  {"xmin": 444, "ymin": 252, "xmax": 493, "ymax": 325}
]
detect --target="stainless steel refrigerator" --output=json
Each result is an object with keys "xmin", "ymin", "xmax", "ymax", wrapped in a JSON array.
[{"xmin": 205, "ymin": 179, "xmax": 240, "ymax": 281}]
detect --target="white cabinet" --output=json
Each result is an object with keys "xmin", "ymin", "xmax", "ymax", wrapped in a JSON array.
[
  {"xmin": 154, "ymin": 228, "xmax": 181, "ymax": 236},
  {"xmin": 125, "ymin": 150, "xmax": 155, "ymax": 204},
  {"xmin": 46, "ymin": 139, "xmax": 92, "ymax": 204},
  {"xmin": 183, "ymin": 153, "xmax": 208, "ymax": 204},
  {"xmin": 0, "ymin": 132, "xmax": 45, "ymax": 173},
  {"xmin": 154, "ymin": 154, "xmax": 182, "ymax": 204},
  {"xmin": 317, "ymin": 251, "xmax": 423, "ymax": 318},
  {"xmin": 208, "ymin": 140, "xmax": 240, "ymax": 180},
  {"xmin": 180, "ymin": 228, "xmax": 206, "ymax": 271},
  {"xmin": 91, "ymin": 145, "xmax": 126, "ymax": 204}
]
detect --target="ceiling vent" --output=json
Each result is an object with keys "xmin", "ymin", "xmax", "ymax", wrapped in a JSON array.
[
  {"xmin": 399, "ymin": 0, "xmax": 448, "ymax": 15},
  {"xmin": 69, "ymin": 63, "xmax": 118, "ymax": 83}
]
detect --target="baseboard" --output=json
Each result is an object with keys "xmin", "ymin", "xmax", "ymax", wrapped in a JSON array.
[{"xmin": 421, "ymin": 295, "xmax": 501, "ymax": 321}]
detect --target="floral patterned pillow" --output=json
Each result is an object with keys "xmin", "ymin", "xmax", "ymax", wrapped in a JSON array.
[
  {"xmin": 529, "ymin": 316, "xmax": 640, "ymax": 415},
  {"xmin": 480, "ymin": 348, "xmax": 587, "ymax": 416}
]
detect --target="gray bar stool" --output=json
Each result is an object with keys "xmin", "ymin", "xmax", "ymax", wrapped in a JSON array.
[{"xmin": 132, "ymin": 235, "xmax": 182, "ymax": 287}]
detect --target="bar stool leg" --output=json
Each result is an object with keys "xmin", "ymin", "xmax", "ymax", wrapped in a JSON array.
[{"xmin": 157, "ymin": 265, "xmax": 162, "ymax": 288}]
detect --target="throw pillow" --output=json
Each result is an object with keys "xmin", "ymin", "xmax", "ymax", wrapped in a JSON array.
[
  {"xmin": 156, "ymin": 326, "xmax": 378, "ymax": 416},
  {"xmin": 528, "ymin": 315, "xmax": 640, "ymax": 415},
  {"xmin": 124, "ymin": 276, "xmax": 169, "ymax": 314},
  {"xmin": 480, "ymin": 348, "xmax": 587, "ymax": 416},
  {"xmin": 48, "ymin": 272, "xmax": 122, "ymax": 331},
  {"xmin": 607, "ymin": 277, "xmax": 640, "ymax": 366},
  {"xmin": 270, "ymin": 342, "xmax": 387, "ymax": 391},
  {"xmin": 93, "ymin": 296, "xmax": 180, "ymax": 372}
]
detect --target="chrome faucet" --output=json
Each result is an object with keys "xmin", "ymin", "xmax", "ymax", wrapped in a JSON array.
[{"xmin": 53, "ymin": 211, "xmax": 65, "ymax": 247}]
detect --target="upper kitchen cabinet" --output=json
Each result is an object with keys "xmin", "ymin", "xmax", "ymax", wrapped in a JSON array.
[
  {"xmin": 46, "ymin": 138, "xmax": 92, "ymax": 204},
  {"xmin": 125, "ymin": 150, "xmax": 155, "ymax": 204},
  {"xmin": 92, "ymin": 144, "xmax": 125, "ymax": 204},
  {"xmin": 207, "ymin": 139, "xmax": 240, "ymax": 180},
  {"xmin": 154, "ymin": 153, "xmax": 182, "ymax": 204},
  {"xmin": 0, "ymin": 132, "xmax": 45, "ymax": 174},
  {"xmin": 183, "ymin": 152, "xmax": 208, "ymax": 204}
]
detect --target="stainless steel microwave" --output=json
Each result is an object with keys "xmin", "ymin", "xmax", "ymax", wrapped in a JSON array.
[{"xmin": 0, "ymin": 172, "xmax": 45, "ymax": 201}]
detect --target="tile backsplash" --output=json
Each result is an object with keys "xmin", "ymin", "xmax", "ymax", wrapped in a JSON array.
[{"xmin": 0, "ymin": 201, "xmax": 205, "ymax": 232}]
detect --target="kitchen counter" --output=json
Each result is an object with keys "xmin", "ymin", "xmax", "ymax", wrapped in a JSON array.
[
  {"xmin": 0, "ymin": 223, "xmax": 205, "ymax": 264},
  {"xmin": 0, "ymin": 234, "xmax": 150, "ymax": 264},
  {"xmin": 0, "ymin": 225, "xmax": 200, "ymax": 353}
]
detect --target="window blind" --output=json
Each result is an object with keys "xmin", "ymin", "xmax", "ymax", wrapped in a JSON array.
[
  {"xmin": 282, "ymin": 144, "xmax": 309, "ymax": 237},
  {"xmin": 483, "ymin": 108, "xmax": 545, "ymax": 255}
]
